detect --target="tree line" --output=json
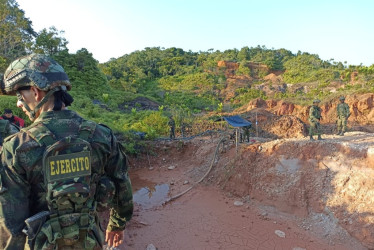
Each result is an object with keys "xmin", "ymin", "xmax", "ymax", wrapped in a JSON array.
[{"xmin": 2, "ymin": 0, "xmax": 374, "ymax": 154}]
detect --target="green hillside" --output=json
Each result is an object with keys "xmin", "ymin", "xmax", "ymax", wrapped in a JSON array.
[{"xmin": 1, "ymin": 0, "xmax": 374, "ymax": 154}]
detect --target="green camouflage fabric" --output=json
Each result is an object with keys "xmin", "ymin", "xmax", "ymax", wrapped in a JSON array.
[
  {"xmin": 3, "ymin": 53, "xmax": 71, "ymax": 95},
  {"xmin": 168, "ymin": 118, "xmax": 175, "ymax": 139},
  {"xmin": 337, "ymin": 102, "xmax": 350, "ymax": 133},
  {"xmin": 168, "ymin": 118, "xmax": 175, "ymax": 128},
  {"xmin": 242, "ymin": 126, "xmax": 250, "ymax": 142},
  {"xmin": 337, "ymin": 102, "xmax": 350, "ymax": 118},
  {"xmin": 96, "ymin": 176, "xmax": 116, "ymax": 212},
  {"xmin": 308, "ymin": 105, "xmax": 322, "ymax": 136},
  {"xmin": 0, "ymin": 110, "xmax": 133, "ymax": 249},
  {"xmin": 0, "ymin": 120, "xmax": 19, "ymax": 145}
]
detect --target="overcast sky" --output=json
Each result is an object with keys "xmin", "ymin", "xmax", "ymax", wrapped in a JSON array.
[{"xmin": 17, "ymin": 0, "xmax": 374, "ymax": 66}]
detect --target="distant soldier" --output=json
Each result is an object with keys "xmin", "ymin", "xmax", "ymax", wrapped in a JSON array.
[
  {"xmin": 181, "ymin": 122, "xmax": 186, "ymax": 138},
  {"xmin": 336, "ymin": 96, "xmax": 350, "ymax": 136},
  {"xmin": 242, "ymin": 125, "xmax": 250, "ymax": 142},
  {"xmin": 309, "ymin": 99, "xmax": 323, "ymax": 140},
  {"xmin": 168, "ymin": 116, "xmax": 176, "ymax": 139}
]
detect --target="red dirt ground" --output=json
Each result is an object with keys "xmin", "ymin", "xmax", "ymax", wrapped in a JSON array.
[
  {"xmin": 103, "ymin": 131, "xmax": 372, "ymax": 250},
  {"xmin": 121, "ymin": 169, "xmax": 362, "ymax": 250}
]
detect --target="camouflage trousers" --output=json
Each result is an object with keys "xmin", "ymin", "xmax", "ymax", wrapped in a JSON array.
[
  {"xmin": 170, "ymin": 127, "xmax": 175, "ymax": 139},
  {"xmin": 337, "ymin": 117, "xmax": 348, "ymax": 133},
  {"xmin": 309, "ymin": 121, "xmax": 321, "ymax": 136}
]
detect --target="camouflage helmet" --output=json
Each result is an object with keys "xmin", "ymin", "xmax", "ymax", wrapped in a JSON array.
[
  {"xmin": 3, "ymin": 54, "xmax": 71, "ymax": 95},
  {"xmin": 313, "ymin": 99, "xmax": 321, "ymax": 103},
  {"xmin": 339, "ymin": 96, "xmax": 345, "ymax": 101}
]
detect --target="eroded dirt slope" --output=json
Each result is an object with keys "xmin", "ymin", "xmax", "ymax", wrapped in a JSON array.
[
  {"xmin": 210, "ymin": 132, "xmax": 374, "ymax": 249},
  {"xmin": 123, "ymin": 132, "xmax": 373, "ymax": 249}
]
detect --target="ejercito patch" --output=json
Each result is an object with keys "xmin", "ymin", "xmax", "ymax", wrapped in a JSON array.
[{"xmin": 46, "ymin": 151, "xmax": 91, "ymax": 182}]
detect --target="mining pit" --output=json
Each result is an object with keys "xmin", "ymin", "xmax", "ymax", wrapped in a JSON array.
[{"xmin": 107, "ymin": 131, "xmax": 374, "ymax": 250}]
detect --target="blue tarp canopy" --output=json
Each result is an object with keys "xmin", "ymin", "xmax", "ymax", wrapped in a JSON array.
[{"xmin": 223, "ymin": 115, "xmax": 252, "ymax": 127}]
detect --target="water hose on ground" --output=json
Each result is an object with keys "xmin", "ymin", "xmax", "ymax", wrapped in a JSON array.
[{"xmin": 162, "ymin": 135, "xmax": 227, "ymax": 205}]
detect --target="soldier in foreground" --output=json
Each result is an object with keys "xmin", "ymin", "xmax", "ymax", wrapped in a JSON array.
[
  {"xmin": 336, "ymin": 96, "xmax": 350, "ymax": 136},
  {"xmin": 0, "ymin": 54, "xmax": 133, "ymax": 249},
  {"xmin": 309, "ymin": 99, "xmax": 323, "ymax": 140}
]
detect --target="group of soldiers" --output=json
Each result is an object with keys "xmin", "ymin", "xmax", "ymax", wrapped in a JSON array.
[
  {"xmin": 309, "ymin": 96, "xmax": 350, "ymax": 140},
  {"xmin": 169, "ymin": 97, "xmax": 349, "ymax": 143}
]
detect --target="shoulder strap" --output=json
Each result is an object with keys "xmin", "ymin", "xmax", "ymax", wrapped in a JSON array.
[
  {"xmin": 23, "ymin": 122, "xmax": 57, "ymax": 146},
  {"xmin": 24, "ymin": 120, "xmax": 97, "ymax": 147}
]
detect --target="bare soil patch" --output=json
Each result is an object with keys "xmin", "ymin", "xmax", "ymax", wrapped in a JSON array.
[{"xmin": 111, "ymin": 132, "xmax": 372, "ymax": 249}]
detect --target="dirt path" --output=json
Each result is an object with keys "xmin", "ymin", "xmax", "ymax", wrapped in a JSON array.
[{"xmin": 119, "ymin": 167, "xmax": 365, "ymax": 250}]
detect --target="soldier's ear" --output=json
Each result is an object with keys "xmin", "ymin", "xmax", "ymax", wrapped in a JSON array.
[{"xmin": 31, "ymin": 86, "xmax": 46, "ymax": 102}]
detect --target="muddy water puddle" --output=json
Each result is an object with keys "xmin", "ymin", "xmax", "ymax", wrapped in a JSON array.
[
  {"xmin": 130, "ymin": 172, "xmax": 170, "ymax": 209},
  {"xmin": 133, "ymin": 183, "xmax": 169, "ymax": 209}
]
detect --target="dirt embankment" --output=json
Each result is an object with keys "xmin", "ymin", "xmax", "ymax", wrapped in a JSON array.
[
  {"xmin": 210, "ymin": 132, "xmax": 374, "ymax": 249},
  {"xmin": 240, "ymin": 93, "xmax": 374, "ymax": 126},
  {"xmin": 127, "ymin": 131, "xmax": 373, "ymax": 249}
]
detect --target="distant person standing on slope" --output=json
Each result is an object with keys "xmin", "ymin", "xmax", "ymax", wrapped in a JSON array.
[
  {"xmin": 168, "ymin": 116, "xmax": 176, "ymax": 139},
  {"xmin": 242, "ymin": 125, "xmax": 250, "ymax": 143},
  {"xmin": 336, "ymin": 96, "xmax": 350, "ymax": 136},
  {"xmin": 309, "ymin": 99, "xmax": 323, "ymax": 140}
]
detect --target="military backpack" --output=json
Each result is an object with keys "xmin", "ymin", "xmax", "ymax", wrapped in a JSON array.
[{"xmin": 23, "ymin": 120, "xmax": 104, "ymax": 249}]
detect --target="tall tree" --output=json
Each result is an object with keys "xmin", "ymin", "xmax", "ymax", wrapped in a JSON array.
[
  {"xmin": 0, "ymin": 0, "xmax": 36, "ymax": 68},
  {"xmin": 32, "ymin": 26, "xmax": 68, "ymax": 56},
  {"xmin": 238, "ymin": 46, "xmax": 250, "ymax": 61}
]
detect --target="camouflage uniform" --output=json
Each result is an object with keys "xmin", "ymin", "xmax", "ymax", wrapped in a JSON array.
[
  {"xmin": 242, "ymin": 126, "xmax": 250, "ymax": 142},
  {"xmin": 168, "ymin": 117, "xmax": 175, "ymax": 139},
  {"xmin": 0, "ymin": 54, "xmax": 133, "ymax": 249},
  {"xmin": 336, "ymin": 96, "xmax": 350, "ymax": 136},
  {"xmin": 309, "ymin": 100, "xmax": 322, "ymax": 140},
  {"xmin": 181, "ymin": 122, "xmax": 186, "ymax": 138},
  {"xmin": 0, "ymin": 119, "xmax": 19, "ymax": 146}
]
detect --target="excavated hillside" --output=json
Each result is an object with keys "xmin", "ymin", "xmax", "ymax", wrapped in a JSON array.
[
  {"xmin": 236, "ymin": 93, "xmax": 374, "ymax": 125},
  {"xmin": 211, "ymin": 132, "xmax": 374, "ymax": 249},
  {"xmin": 116, "ymin": 62, "xmax": 374, "ymax": 249}
]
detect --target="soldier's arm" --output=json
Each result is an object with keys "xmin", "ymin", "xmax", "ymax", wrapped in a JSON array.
[
  {"xmin": 0, "ymin": 143, "xmax": 30, "ymax": 249},
  {"xmin": 105, "ymin": 133, "xmax": 133, "ymax": 232}
]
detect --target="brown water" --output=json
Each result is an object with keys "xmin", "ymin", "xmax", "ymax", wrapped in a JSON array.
[{"xmin": 132, "ymin": 183, "xmax": 170, "ymax": 209}]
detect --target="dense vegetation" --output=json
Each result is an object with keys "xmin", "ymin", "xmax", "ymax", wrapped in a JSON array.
[{"xmin": 1, "ymin": 0, "xmax": 374, "ymax": 153}]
